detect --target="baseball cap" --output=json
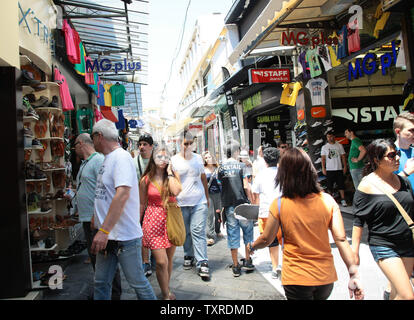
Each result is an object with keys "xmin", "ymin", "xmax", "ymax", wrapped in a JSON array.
[{"xmin": 239, "ymin": 150, "xmax": 249, "ymax": 159}]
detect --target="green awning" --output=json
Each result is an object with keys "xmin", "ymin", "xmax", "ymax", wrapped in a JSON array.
[{"xmin": 214, "ymin": 95, "xmax": 228, "ymax": 113}]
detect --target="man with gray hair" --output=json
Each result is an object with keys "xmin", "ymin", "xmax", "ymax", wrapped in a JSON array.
[
  {"xmin": 90, "ymin": 119, "xmax": 156, "ymax": 300},
  {"xmin": 71, "ymin": 133, "xmax": 122, "ymax": 299}
]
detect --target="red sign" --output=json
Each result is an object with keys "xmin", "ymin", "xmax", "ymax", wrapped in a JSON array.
[{"xmin": 249, "ymin": 68, "xmax": 290, "ymax": 84}]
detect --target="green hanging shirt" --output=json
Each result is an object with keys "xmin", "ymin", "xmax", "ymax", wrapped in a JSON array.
[
  {"xmin": 74, "ymin": 42, "xmax": 86, "ymax": 75},
  {"xmin": 76, "ymin": 108, "xmax": 94, "ymax": 134},
  {"xmin": 109, "ymin": 84, "xmax": 126, "ymax": 106}
]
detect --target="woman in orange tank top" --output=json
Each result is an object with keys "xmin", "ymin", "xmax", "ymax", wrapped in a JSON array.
[{"xmin": 248, "ymin": 147, "xmax": 364, "ymax": 300}]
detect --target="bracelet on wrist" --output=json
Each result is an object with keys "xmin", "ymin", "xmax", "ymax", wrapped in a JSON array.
[{"xmin": 99, "ymin": 227, "xmax": 110, "ymax": 235}]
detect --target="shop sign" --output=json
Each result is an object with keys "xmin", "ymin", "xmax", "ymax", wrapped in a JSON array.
[
  {"xmin": 189, "ymin": 123, "xmax": 203, "ymax": 133},
  {"xmin": 204, "ymin": 113, "xmax": 217, "ymax": 125},
  {"xmin": 248, "ymin": 68, "xmax": 290, "ymax": 84},
  {"xmin": 332, "ymin": 105, "xmax": 403, "ymax": 123},
  {"xmin": 348, "ymin": 41, "xmax": 397, "ymax": 81},
  {"xmin": 231, "ymin": 116, "xmax": 239, "ymax": 131},
  {"xmin": 281, "ymin": 31, "xmax": 339, "ymax": 48},
  {"xmin": 257, "ymin": 115, "xmax": 280, "ymax": 123},
  {"xmin": 243, "ymin": 91, "xmax": 262, "ymax": 113},
  {"xmin": 86, "ymin": 58, "xmax": 142, "ymax": 74},
  {"xmin": 18, "ymin": 1, "xmax": 53, "ymax": 45}
]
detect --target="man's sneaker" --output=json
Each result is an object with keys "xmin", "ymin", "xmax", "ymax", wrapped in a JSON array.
[
  {"xmin": 183, "ymin": 256, "xmax": 194, "ymax": 270},
  {"xmin": 341, "ymin": 199, "xmax": 347, "ymax": 207},
  {"xmin": 311, "ymin": 121, "xmax": 322, "ymax": 128},
  {"xmin": 143, "ymin": 262, "xmax": 152, "ymax": 277},
  {"xmin": 198, "ymin": 262, "xmax": 210, "ymax": 279},
  {"xmin": 272, "ymin": 266, "xmax": 282, "ymax": 279},
  {"xmin": 232, "ymin": 264, "xmax": 242, "ymax": 277},
  {"xmin": 241, "ymin": 258, "xmax": 255, "ymax": 272}
]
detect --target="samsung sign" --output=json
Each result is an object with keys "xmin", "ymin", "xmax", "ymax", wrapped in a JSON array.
[
  {"xmin": 86, "ymin": 58, "xmax": 142, "ymax": 74},
  {"xmin": 348, "ymin": 41, "xmax": 397, "ymax": 81}
]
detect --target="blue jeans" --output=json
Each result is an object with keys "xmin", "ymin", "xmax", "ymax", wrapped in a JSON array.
[
  {"xmin": 369, "ymin": 245, "xmax": 414, "ymax": 262},
  {"xmin": 94, "ymin": 238, "xmax": 156, "ymax": 300},
  {"xmin": 350, "ymin": 168, "xmax": 363, "ymax": 190},
  {"xmin": 181, "ymin": 203, "xmax": 208, "ymax": 267},
  {"xmin": 224, "ymin": 206, "xmax": 254, "ymax": 249}
]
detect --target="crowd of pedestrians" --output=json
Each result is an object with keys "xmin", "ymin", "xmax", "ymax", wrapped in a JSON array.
[{"xmin": 67, "ymin": 115, "xmax": 414, "ymax": 300}]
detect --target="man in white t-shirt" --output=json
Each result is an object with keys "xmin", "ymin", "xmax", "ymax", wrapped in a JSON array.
[
  {"xmin": 171, "ymin": 129, "xmax": 210, "ymax": 280},
  {"xmin": 90, "ymin": 119, "xmax": 156, "ymax": 300},
  {"xmin": 321, "ymin": 131, "xmax": 348, "ymax": 206},
  {"xmin": 252, "ymin": 147, "xmax": 282, "ymax": 279}
]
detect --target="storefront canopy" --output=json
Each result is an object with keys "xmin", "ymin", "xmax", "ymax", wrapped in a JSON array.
[
  {"xmin": 164, "ymin": 117, "xmax": 194, "ymax": 137},
  {"xmin": 230, "ymin": 0, "xmax": 357, "ymax": 63}
]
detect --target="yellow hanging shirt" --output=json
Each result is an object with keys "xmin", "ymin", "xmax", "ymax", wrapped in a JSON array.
[
  {"xmin": 104, "ymin": 83, "xmax": 113, "ymax": 107},
  {"xmin": 281, "ymin": 82, "xmax": 302, "ymax": 107}
]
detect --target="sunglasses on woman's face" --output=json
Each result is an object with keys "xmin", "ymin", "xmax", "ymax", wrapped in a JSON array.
[
  {"xmin": 385, "ymin": 150, "xmax": 401, "ymax": 159},
  {"xmin": 183, "ymin": 141, "xmax": 193, "ymax": 147}
]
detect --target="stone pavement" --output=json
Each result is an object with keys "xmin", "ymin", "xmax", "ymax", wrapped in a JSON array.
[
  {"xmin": 41, "ymin": 228, "xmax": 285, "ymax": 300},
  {"xmin": 40, "ymin": 206, "xmax": 387, "ymax": 301}
]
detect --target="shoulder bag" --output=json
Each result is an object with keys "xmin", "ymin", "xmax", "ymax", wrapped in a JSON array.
[
  {"xmin": 151, "ymin": 179, "xmax": 186, "ymax": 246},
  {"xmin": 369, "ymin": 180, "xmax": 414, "ymax": 243}
]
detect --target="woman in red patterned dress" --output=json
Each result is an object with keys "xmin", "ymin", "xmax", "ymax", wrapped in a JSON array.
[{"xmin": 139, "ymin": 146, "xmax": 182, "ymax": 300}]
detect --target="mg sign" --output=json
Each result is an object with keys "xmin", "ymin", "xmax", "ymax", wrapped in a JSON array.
[
  {"xmin": 248, "ymin": 68, "xmax": 290, "ymax": 84},
  {"xmin": 86, "ymin": 58, "xmax": 142, "ymax": 74}
]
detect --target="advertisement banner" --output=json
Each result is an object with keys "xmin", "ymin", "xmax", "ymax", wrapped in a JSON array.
[{"xmin": 248, "ymin": 68, "xmax": 291, "ymax": 84}]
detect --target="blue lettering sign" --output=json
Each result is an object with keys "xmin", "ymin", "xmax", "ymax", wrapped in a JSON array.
[
  {"xmin": 100, "ymin": 59, "xmax": 111, "ymax": 71},
  {"xmin": 348, "ymin": 41, "xmax": 397, "ymax": 81},
  {"xmin": 86, "ymin": 59, "xmax": 100, "ymax": 72}
]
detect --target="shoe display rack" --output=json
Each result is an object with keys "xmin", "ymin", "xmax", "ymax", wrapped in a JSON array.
[{"xmin": 21, "ymin": 64, "xmax": 81, "ymax": 290}]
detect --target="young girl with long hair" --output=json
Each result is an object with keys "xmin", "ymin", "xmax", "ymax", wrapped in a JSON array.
[{"xmin": 139, "ymin": 146, "xmax": 182, "ymax": 300}]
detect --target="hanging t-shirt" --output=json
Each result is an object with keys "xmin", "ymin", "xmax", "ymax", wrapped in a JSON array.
[
  {"xmin": 305, "ymin": 78, "xmax": 328, "ymax": 106},
  {"xmin": 337, "ymin": 25, "xmax": 348, "ymax": 59},
  {"xmin": 128, "ymin": 119, "xmax": 138, "ymax": 128},
  {"xmin": 396, "ymin": 34, "xmax": 406, "ymax": 68},
  {"xmin": 84, "ymin": 56, "xmax": 95, "ymax": 85},
  {"xmin": 104, "ymin": 83, "xmax": 113, "ymax": 106},
  {"xmin": 329, "ymin": 31, "xmax": 341, "ymax": 67},
  {"xmin": 110, "ymin": 83, "xmax": 126, "ymax": 106},
  {"xmin": 171, "ymin": 153, "xmax": 207, "ymax": 207},
  {"xmin": 94, "ymin": 148, "xmax": 142, "ymax": 241},
  {"xmin": 280, "ymin": 82, "xmax": 302, "ymax": 106},
  {"xmin": 74, "ymin": 42, "xmax": 86, "ymax": 76},
  {"xmin": 321, "ymin": 142, "xmax": 345, "ymax": 171},
  {"xmin": 374, "ymin": 3, "xmax": 391, "ymax": 39},
  {"xmin": 305, "ymin": 49, "xmax": 323, "ymax": 78},
  {"xmin": 298, "ymin": 51, "xmax": 311, "ymax": 79},
  {"xmin": 97, "ymin": 83, "xmax": 105, "ymax": 106},
  {"xmin": 88, "ymin": 73, "xmax": 100, "ymax": 96},
  {"xmin": 76, "ymin": 108, "xmax": 94, "ymax": 134},
  {"xmin": 54, "ymin": 67, "xmax": 74, "ymax": 112},
  {"xmin": 94, "ymin": 107, "xmax": 104, "ymax": 123},
  {"xmin": 62, "ymin": 20, "xmax": 79, "ymax": 64},
  {"xmin": 115, "ymin": 109, "xmax": 126, "ymax": 130},
  {"xmin": 318, "ymin": 46, "xmax": 332, "ymax": 72},
  {"xmin": 347, "ymin": 17, "xmax": 361, "ymax": 54},
  {"xmin": 100, "ymin": 106, "xmax": 118, "ymax": 122}
]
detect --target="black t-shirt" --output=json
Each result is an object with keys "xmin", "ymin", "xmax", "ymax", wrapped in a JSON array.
[
  {"xmin": 217, "ymin": 158, "xmax": 249, "ymax": 207},
  {"xmin": 353, "ymin": 175, "xmax": 414, "ymax": 250}
]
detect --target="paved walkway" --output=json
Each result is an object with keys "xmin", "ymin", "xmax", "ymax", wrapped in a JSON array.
[{"xmin": 40, "ymin": 206, "xmax": 387, "ymax": 301}]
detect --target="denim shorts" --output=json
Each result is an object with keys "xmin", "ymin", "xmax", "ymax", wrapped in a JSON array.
[
  {"xmin": 369, "ymin": 245, "xmax": 414, "ymax": 262},
  {"xmin": 224, "ymin": 206, "xmax": 254, "ymax": 249}
]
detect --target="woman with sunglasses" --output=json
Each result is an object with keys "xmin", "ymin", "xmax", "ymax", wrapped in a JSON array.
[
  {"xmin": 352, "ymin": 139, "xmax": 414, "ymax": 300},
  {"xmin": 139, "ymin": 146, "xmax": 182, "ymax": 300}
]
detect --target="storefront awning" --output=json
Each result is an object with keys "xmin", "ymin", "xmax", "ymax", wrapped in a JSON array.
[
  {"xmin": 236, "ymin": 0, "xmax": 356, "ymax": 61},
  {"xmin": 164, "ymin": 117, "xmax": 194, "ymax": 137},
  {"xmin": 190, "ymin": 93, "xmax": 225, "ymax": 118}
]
